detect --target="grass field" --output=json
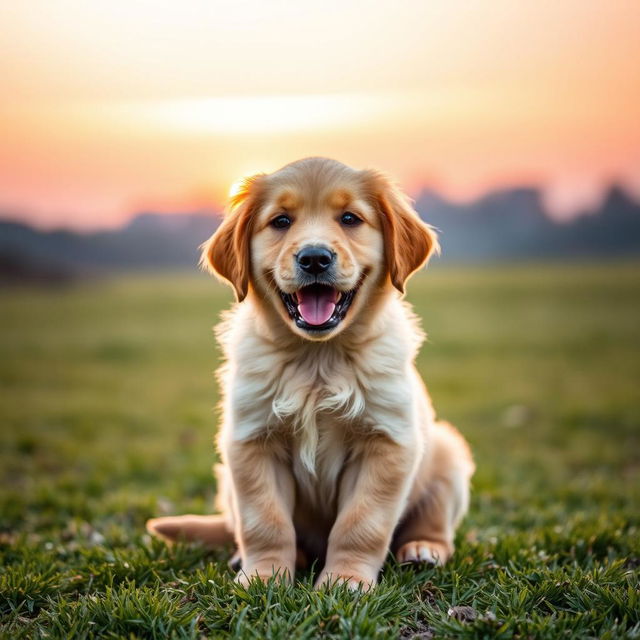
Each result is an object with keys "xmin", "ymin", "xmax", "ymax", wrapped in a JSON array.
[{"xmin": 1, "ymin": 263, "xmax": 639, "ymax": 639}]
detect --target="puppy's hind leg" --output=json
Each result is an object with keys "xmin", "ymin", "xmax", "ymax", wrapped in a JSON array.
[
  {"xmin": 393, "ymin": 421, "xmax": 474, "ymax": 565},
  {"xmin": 146, "ymin": 513, "xmax": 234, "ymax": 547},
  {"xmin": 147, "ymin": 463, "xmax": 235, "ymax": 548}
]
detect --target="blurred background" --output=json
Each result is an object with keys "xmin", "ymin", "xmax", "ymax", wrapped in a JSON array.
[{"xmin": 1, "ymin": 0, "xmax": 639, "ymax": 583}]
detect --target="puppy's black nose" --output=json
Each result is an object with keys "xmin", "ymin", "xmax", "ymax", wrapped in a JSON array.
[{"xmin": 297, "ymin": 246, "xmax": 335, "ymax": 275}]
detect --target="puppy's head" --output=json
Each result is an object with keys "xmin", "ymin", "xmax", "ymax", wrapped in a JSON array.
[{"xmin": 201, "ymin": 158, "xmax": 438, "ymax": 341}]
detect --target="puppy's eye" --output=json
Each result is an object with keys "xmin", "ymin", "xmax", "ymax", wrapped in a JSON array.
[
  {"xmin": 340, "ymin": 212, "xmax": 362, "ymax": 226},
  {"xmin": 271, "ymin": 215, "xmax": 292, "ymax": 230}
]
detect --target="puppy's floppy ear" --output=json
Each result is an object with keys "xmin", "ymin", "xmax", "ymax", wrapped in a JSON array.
[
  {"xmin": 365, "ymin": 170, "xmax": 439, "ymax": 293},
  {"xmin": 200, "ymin": 174, "xmax": 265, "ymax": 302}
]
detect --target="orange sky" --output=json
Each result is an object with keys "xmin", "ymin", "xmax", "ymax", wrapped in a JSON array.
[{"xmin": 1, "ymin": 1, "xmax": 639, "ymax": 229}]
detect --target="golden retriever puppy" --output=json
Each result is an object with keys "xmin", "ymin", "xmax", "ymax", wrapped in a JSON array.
[{"xmin": 147, "ymin": 157, "xmax": 474, "ymax": 589}]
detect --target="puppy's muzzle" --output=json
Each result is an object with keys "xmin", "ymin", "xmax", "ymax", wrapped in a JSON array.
[{"xmin": 280, "ymin": 244, "xmax": 363, "ymax": 333}]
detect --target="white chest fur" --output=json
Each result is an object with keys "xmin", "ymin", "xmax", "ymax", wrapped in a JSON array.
[{"xmin": 216, "ymin": 298, "xmax": 428, "ymax": 478}]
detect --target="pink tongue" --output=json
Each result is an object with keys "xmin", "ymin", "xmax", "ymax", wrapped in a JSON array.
[{"xmin": 297, "ymin": 287, "xmax": 338, "ymax": 325}]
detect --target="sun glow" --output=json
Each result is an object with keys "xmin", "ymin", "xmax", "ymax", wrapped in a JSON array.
[{"xmin": 140, "ymin": 94, "xmax": 394, "ymax": 136}]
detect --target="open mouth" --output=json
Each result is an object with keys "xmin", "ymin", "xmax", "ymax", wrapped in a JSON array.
[{"xmin": 279, "ymin": 283, "xmax": 359, "ymax": 331}]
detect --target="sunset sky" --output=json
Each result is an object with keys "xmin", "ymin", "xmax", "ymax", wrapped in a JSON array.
[{"xmin": 1, "ymin": 1, "xmax": 639, "ymax": 229}]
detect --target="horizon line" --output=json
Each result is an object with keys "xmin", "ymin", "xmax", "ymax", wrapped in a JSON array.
[{"xmin": 2, "ymin": 180, "xmax": 639, "ymax": 235}]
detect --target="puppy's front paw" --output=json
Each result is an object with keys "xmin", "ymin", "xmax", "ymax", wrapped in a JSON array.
[
  {"xmin": 395, "ymin": 540, "xmax": 451, "ymax": 565},
  {"xmin": 314, "ymin": 569, "xmax": 375, "ymax": 591}
]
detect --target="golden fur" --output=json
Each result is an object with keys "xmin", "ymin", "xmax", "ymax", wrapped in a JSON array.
[{"xmin": 147, "ymin": 157, "xmax": 475, "ymax": 589}]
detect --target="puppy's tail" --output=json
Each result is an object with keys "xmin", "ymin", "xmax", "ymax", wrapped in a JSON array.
[{"xmin": 146, "ymin": 514, "xmax": 234, "ymax": 547}]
